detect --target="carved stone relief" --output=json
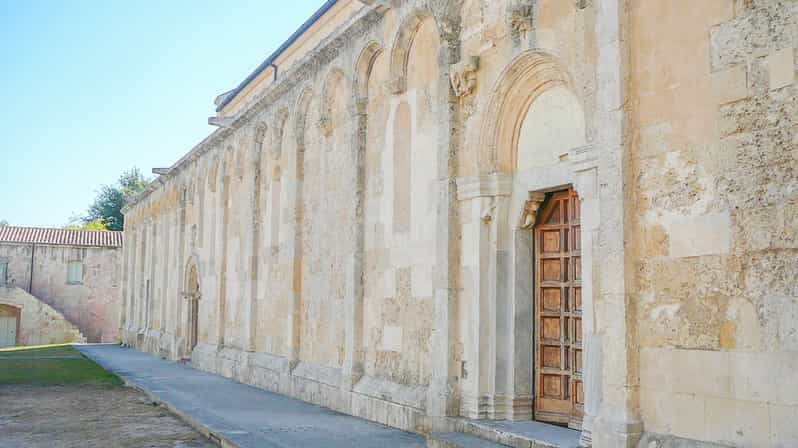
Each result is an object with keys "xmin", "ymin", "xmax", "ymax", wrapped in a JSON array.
[{"xmin": 519, "ymin": 191, "xmax": 546, "ymax": 229}]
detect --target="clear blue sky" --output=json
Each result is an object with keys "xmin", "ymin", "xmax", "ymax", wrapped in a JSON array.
[{"xmin": 0, "ymin": 0, "xmax": 323, "ymax": 227}]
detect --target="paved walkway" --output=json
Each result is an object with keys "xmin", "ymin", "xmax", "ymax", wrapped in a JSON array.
[{"xmin": 76, "ymin": 344, "xmax": 426, "ymax": 448}]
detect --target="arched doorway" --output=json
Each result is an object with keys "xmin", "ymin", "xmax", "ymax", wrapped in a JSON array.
[
  {"xmin": 534, "ymin": 188, "xmax": 583, "ymax": 429},
  {"xmin": 461, "ymin": 51, "xmax": 599, "ymax": 444},
  {"xmin": 185, "ymin": 263, "xmax": 200, "ymax": 353}
]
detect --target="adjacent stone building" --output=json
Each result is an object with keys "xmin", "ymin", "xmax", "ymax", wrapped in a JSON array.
[
  {"xmin": 0, "ymin": 226, "xmax": 123, "ymax": 345},
  {"xmin": 120, "ymin": 1, "xmax": 798, "ymax": 446}
]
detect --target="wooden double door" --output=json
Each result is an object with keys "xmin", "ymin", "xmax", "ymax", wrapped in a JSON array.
[{"xmin": 534, "ymin": 188, "xmax": 583, "ymax": 429}]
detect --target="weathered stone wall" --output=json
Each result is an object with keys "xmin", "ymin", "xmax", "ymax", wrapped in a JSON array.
[
  {"xmin": 0, "ymin": 286, "xmax": 86, "ymax": 346},
  {"xmin": 119, "ymin": 0, "xmax": 796, "ymax": 446},
  {"xmin": 631, "ymin": 1, "xmax": 798, "ymax": 446},
  {"xmin": 0, "ymin": 243, "xmax": 121, "ymax": 343}
]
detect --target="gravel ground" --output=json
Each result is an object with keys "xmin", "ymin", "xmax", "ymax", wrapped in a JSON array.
[{"xmin": 0, "ymin": 384, "xmax": 217, "ymax": 448}]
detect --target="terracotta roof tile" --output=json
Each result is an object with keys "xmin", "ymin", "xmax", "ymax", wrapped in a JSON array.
[{"xmin": 0, "ymin": 226, "xmax": 123, "ymax": 248}]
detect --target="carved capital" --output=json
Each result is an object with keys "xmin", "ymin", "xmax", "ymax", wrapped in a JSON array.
[
  {"xmin": 181, "ymin": 291, "xmax": 201, "ymax": 301},
  {"xmin": 450, "ymin": 56, "xmax": 480, "ymax": 97},
  {"xmin": 508, "ymin": 4, "xmax": 534, "ymax": 36},
  {"xmin": 355, "ymin": 98, "xmax": 369, "ymax": 115},
  {"xmin": 519, "ymin": 191, "xmax": 546, "ymax": 229},
  {"xmin": 387, "ymin": 77, "xmax": 405, "ymax": 95},
  {"xmin": 267, "ymin": 144, "xmax": 281, "ymax": 161},
  {"xmin": 317, "ymin": 115, "xmax": 333, "ymax": 137},
  {"xmin": 349, "ymin": 98, "xmax": 368, "ymax": 118},
  {"xmin": 254, "ymin": 124, "xmax": 267, "ymax": 145}
]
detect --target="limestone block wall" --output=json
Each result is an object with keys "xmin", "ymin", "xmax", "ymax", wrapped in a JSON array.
[
  {"xmin": 119, "ymin": 0, "xmax": 796, "ymax": 446},
  {"xmin": 0, "ymin": 243, "xmax": 121, "ymax": 343},
  {"xmin": 0, "ymin": 286, "xmax": 86, "ymax": 346},
  {"xmin": 631, "ymin": 1, "xmax": 798, "ymax": 446}
]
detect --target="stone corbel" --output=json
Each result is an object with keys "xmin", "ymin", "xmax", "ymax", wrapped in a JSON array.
[
  {"xmin": 208, "ymin": 115, "xmax": 235, "ymax": 128},
  {"xmin": 450, "ymin": 56, "xmax": 480, "ymax": 97},
  {"xmin": 519, "ymin": 192, "xmax": 546, "ymax": 229}
]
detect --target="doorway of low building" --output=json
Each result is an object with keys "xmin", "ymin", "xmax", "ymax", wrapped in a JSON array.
[
  {"xmin": 186, "ymin": 263, "xmax": 200, "ymax": 352},
  {"xmin": 534, "ymin": 187, "xmax": 583, "ymax": 430},
  {"xmin": 0, "ymin": 304, "xmax": 20, "ymax": 348}
]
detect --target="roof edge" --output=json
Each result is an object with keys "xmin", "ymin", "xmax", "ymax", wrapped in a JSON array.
[
  {"xmin": 216, "ymin": 0, "xmax": 339, "ymax": 112},
  {"xmin": 0, "ymin": 225, "xmax": 123, "ymax": 248}
]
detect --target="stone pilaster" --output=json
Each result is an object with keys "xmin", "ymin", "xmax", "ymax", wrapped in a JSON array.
[
  {"xmin": 217, "ymin": 163, "xmax": 230, "ymax": 348},
  {"xmin": 246, "ymin": 133, "xmax": 264, "ymax": 353},
  {"xmin": 427, "ymin": 29, "xmax": 461, "ymax": 420},
  {"xmin": 342, "ymin": 98, "xmax": 369, "ymax": 390},
  {"xmin": 590, "ymin": 0, "xmax": 641, "ymax": 445},
  {"xmin": 455, "ymin": 174, "xmax": 518, "ymax": 420}
]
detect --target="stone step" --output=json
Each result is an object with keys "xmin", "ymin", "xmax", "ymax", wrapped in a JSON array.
[
  {"xmin": 461, "ymin": 420, "xmax": 582, "ymax": 448},
  {"xmin": 427, "ymin": 432, "xmax": 509, "ymax": 448}
]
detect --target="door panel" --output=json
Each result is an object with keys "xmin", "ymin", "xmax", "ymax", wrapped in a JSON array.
[
  {"xmin": 0, "ymin": 315, "xmax": 17, "ymax": 348},
  {"xmin": 534, "ymin": 188, "xmax": 583, "ymax": 429}
]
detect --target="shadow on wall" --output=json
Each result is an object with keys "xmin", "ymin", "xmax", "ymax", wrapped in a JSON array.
[{"xmin": 0, "ymin": 286, "xmax": 85, "ymax": 347}]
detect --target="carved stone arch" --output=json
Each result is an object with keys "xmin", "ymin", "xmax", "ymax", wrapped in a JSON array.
[
  {"xmin": 478, "ymin": 51, "xmax": 575, "ymax": 174},
  {"xmin": 389, "ymin": 7, "xmax": 438, "ymax": 94},
  {"xmin": 318, "ymin": 67, "xmax": 350, "ymax": 136},
  {"xmin": 354, "ymin": 41, "xmax": 384, "ymax": 101},
  {"xmin": 293, "ymin": 87, "xmax": 315, "ymax": 148}
]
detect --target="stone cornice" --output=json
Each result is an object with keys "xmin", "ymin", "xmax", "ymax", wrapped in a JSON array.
[
  {"xmin": 568, "ymin": 143, "xmax": 598, "ymax": 172},
  {"xmin": 455, "ymin": 174, "xmax": 513, "ymax": 201},
  {"xmin": 122, "ymin": 4, "xmax": 385, "ymax": 215}
]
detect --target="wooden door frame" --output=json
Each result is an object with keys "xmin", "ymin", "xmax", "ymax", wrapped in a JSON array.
[
  {"xmin": 187, "ymin": 295, "xmax": 199, "ymax": 352},
  {"xmin": 531, "ymin": 187, "xmax": 583, "ymax": 429}
]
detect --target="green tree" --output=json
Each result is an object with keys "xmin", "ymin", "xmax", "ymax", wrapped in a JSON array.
[
  {"xmin": 0, "ymin": 220, "xmax": 8, "ymax": 227},
  {"xmin": 78, "ymin": 168, "xmax": 150, "ymax": 231},
  {"xmin": 64, "ymin": 218, "xmax": 108, "ymax": 231}
]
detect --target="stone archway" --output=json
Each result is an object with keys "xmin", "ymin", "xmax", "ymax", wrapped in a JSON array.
[{"xmin": 458, "ymin": 50, "xmax": 598, "ymax": 443}]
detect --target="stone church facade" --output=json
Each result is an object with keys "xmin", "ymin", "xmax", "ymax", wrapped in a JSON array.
[{"xmin": 121, "ymin": 1, "xmax": 798, "ymax": 446}]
